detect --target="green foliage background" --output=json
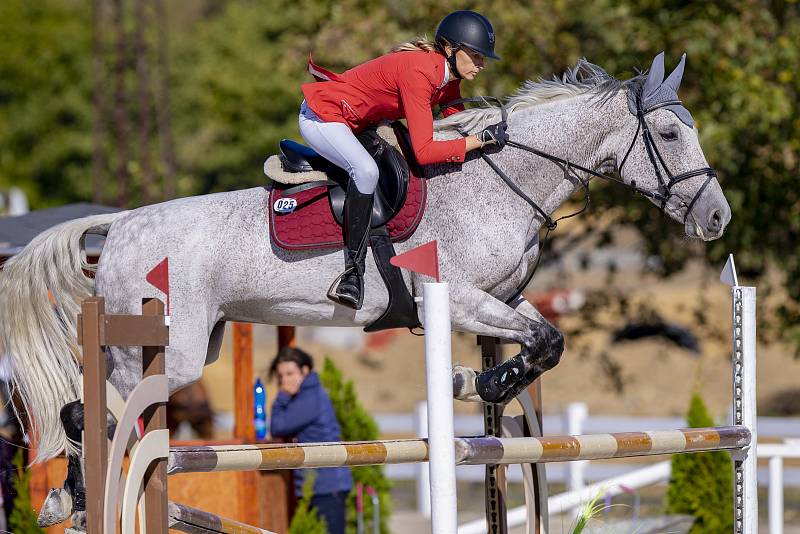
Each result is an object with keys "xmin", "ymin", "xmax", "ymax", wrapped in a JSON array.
[
  {"xmin": 9, "ymin": 450, "xmax": 45, "ymax": 534},
  {"xmin": 664, "ymin": 393, "xmax": 734, "ymax": 533},
  {"xmin": 289, "ymin": 471, "xmax": 329, "ymax": 534},
  {"xmin": 1, "ymin": 0, "xmax": 798, "ymax": 330}
]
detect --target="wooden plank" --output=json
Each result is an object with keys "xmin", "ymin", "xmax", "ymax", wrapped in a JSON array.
[
  {"xmin": 100, "ymin": 314, "xmax": 169, "ymax": 346},
  {"xmin": 141, "ymin": 298, "xmax": 169, "ymax": 534},
  {"xmin": 233, "ymin": 322, "xmax": 258, "ymax": 526},
  {"xmin": 81, "ymin": 297, "xmax": 106, "ymax": 534},
  {"xmin": 233, "ymin": 323, "xmax": 255, "ymax": 443}
]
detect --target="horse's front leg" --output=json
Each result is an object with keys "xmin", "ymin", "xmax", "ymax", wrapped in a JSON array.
[{"xmin": 447, "ymin": 286, "xmax": 564, "ymax": 404}]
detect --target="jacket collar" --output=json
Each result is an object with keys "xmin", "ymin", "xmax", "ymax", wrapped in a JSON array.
[{"xmin": 300, "ymin": 371, "xmax": 321, "ymax": 391}]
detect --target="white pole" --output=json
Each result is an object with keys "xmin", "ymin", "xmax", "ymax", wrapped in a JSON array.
[
  {"xmin": 736, "ymin": 285, "xmax": 758, "ymax": 534},
  {"xmin": 423, "ymin": 282, "xmax": 457, "ymax": 534},
  {"xmin": 415, "ymin": 401, "xmax": 432, "ymax": 518},
  {"xmin": 722, "ymin": 255, "xmax": 758, "ymax": 534},
  {"xmin": 768, "ymin": 455, "xmax": 783, "ymax": 534},
  {"xmin": 565, "ymin": 402, "xmax": 588, "ymax": 519}
]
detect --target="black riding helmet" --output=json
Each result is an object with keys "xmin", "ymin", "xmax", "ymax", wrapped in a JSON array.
[{"xmin": 435, "ymin": 10, "xmax": 500, "ymax": 62}]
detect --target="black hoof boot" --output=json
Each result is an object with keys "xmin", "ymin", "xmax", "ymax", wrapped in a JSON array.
[
  {"xmin": 476, "ymin": 354, "xmax": 527, "ymax": 404},
  {"xmin": 328, "ymin": 184, "xmax": 373, "ymax": 310}
]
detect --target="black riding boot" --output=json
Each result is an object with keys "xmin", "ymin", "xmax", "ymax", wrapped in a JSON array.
[{"xmin": 328, "ymin": 185, "xmax": 374, "ymax": 310}]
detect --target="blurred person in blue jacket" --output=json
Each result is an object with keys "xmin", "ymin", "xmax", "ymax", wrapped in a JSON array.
[{"xmin": 269, "ymin": 347, "xmax": 352, "ymax": 533}]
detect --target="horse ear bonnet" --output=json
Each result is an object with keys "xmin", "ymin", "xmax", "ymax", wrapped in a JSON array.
[{"xmin": 627, "ymin": 52, "xmax": 695, "ymax": 128}]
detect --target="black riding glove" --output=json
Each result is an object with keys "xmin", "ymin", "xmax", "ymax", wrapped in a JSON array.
[{"xmin": 477, "ymin": 121, "xmax": 509, "ymax": 149}]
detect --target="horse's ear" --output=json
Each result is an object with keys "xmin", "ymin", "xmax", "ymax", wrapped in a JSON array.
[
  {"xmin": 643, "ymin": 52, "xmax": 666, "ymax": 99},
  {"xmin": 663, "ymin": 53, "xmax": 686, "ymax": 94}
]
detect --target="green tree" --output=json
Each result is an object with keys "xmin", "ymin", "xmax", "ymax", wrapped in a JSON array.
[
  {"xmin": 320, "ymin": 357, "xmax": 391, "ymax": 534},
  {"xmin": 0, "ymin": 0, "xmax": 93, "ymax": 207},
  {"xmin": 665, "ymin": 393, "xmax": 734, "ymax": 533},
  {"xmin": 289, "ymin": 471, "xmax": 329, "ymax": 534},
  {"xmin": 9, "ymin": 450, "xmax": 45, "ymax": 534}
]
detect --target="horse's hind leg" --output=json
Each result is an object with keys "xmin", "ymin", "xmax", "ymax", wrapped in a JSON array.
[
  {"xmin": 37, "ymin": 400, "xmax": 118, "ymax": 530},
  {"xmin": 448, "ymin": 286, "xmax": 564, "ymax": 404}
]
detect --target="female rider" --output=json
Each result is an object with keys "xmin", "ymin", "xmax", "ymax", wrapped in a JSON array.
[{"xmin": 299, "ymin": 10, "xmax": 508, "ymax": 310}]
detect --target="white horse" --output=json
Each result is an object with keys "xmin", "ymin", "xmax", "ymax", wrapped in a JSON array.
[{"xmin": 1, "ymin": 52, "xmax": 729, "ymax": 479}]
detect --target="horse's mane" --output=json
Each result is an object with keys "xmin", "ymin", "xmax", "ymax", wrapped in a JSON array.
[{"xmin": 434, "ymin": 59, "xmax": 646, "ymax": 134}]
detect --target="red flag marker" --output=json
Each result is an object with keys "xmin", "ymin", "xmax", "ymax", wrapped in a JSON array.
[
  {"xmin": 146, "ymin": 257, "xmax": 170, "ymax": 314},
  {"xmin": 390, "ymin": 240, "xmax": 439, "ymax": 281}
]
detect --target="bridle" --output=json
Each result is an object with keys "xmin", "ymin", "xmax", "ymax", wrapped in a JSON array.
[
  {"xmin": 619, "ymin": 98, "xmax": 717, "ymax": 221},
  {"xmin": 445, "ymin": 95, "xmax": 718, "ymax": 302}
]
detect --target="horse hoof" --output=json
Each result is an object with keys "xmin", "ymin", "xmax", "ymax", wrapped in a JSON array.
[
  {"xmin": 38, "ymin": 487, "xmax": 72, "ymax": 527},
  {"xmin": 452, "ymin": 364, "xmax": 481, "ymax": 402}
]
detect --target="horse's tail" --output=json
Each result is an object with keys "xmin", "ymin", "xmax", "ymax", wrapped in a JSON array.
[{"xmin": 0, "ymin": 211, "xmax": 128, "ymax": 462}]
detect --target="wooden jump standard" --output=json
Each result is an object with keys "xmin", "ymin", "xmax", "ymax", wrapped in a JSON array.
[{"xmin": 79, "ymin": 297, "xmax": 277, "ymax": 534}]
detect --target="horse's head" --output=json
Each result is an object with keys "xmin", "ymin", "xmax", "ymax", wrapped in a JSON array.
[{"xmin": 607, "ymin": 52, "xmax": 731, "ymax": 240}]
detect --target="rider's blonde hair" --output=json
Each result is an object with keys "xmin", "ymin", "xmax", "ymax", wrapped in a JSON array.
[{"xmin": 389, "ymin": 36, "xmax": 440, "ymax": 53}]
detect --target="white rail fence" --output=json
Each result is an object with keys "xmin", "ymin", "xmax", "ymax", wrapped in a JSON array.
[{"xmin": 376, "ymin": 402, "xmax": 799, "ymax": 534}]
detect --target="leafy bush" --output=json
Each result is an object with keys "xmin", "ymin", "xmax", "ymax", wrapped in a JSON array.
[
  {"xmin": 9, "ymin": 450, "xmax": 45, "ymax": 534},
  {"xmin": 289, "ymin": 471, "xmax": 328, "ymax": 534},
  {"xmin": 665, "ymin": 393, "xmax": 733, "ymax": 533}
]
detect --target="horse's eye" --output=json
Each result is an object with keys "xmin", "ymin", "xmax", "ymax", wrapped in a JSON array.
[{"xmin": 660, "ymin": 131, "xmax": 678, "ymax": 142}]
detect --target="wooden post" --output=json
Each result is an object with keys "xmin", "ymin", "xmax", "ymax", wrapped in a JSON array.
[
  {"xmin": 142, "ymin": 298, "xmax": 168, "ymax": 533},
  {"xmin": 278, "ymin": 325, "xmax": 296, "ymax": 349},
  {"xmin": 81, "ymin": 297, "xmax": 107, "ymax": 534},
  {"xmin": 479, "ymin": 336, "xmax": 507, "ymax": 534},
  {"xmin": 526, "ymin": 378, "xmax": 546, "ymax": 534},
  {"xmin": 232, "ymin": 322, "xmax": 261, "ymax": 527},
  {"xmin": 233, "ymin": 323, "xmax": 255, "ymax": 442}
]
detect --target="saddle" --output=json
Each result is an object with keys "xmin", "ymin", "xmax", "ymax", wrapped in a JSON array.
[{"xmin": 265, "ymin": 122, "xmax": 425, "ymax": 332}]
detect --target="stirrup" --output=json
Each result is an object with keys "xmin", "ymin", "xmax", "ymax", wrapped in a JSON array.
[{"xmin": 326, "ymin": 267, "xmax": 364, "ymax": 310}]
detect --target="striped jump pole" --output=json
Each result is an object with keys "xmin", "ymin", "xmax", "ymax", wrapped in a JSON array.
[
  {"xmin": 168, "ymin": 502, "xmax": 277, "ymax": 534},
  {"xmin": 167, "ymin": 426, "xmax": 750, "ymax": 474}
]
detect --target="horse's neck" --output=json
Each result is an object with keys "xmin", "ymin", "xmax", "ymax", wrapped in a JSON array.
[
  {"xmin": 509, "ymin": 95, "xmax": 614, "ymax": 219},
  {"xmin": 423, "ymin": 94, "xmax": 616, "ymax": 245}
]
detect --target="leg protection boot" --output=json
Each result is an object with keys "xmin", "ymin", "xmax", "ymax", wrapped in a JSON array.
[{"xmin": 475, "ymin": 354, "xmax": 528, "ymax": 404}]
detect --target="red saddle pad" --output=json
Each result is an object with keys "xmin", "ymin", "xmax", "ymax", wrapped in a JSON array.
[{"xmin": 269, "ymin": 173, "xmax": 426, "ymax": 250}]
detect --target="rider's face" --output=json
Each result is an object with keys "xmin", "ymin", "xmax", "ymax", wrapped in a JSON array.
[{"xmin": 453, "ymin": 47, "xmax": 485, "ymax": 80}]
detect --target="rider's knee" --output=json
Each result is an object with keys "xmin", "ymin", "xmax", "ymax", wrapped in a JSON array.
[{"xmin": 350, "ymin": 158, "xmax": 379, "ymax": 193}]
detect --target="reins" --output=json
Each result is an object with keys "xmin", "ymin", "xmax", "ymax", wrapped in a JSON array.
[{"xmin": 440, "ymin": 94, "xmax": 717, "ymax": 304}]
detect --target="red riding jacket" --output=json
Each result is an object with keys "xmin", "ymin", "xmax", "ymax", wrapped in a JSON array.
[{"xmin": 302, "ymin": 50, "xmax": 466, "ymax": 165}]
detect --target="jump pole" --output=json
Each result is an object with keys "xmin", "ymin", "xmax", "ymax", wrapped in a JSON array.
[
  {"xmin": 423, "ymin": 282, "xmax": 458, "ymax": 533},
  {"xmin": 391, "ymin": 241, "xmax": 458, "ymax": 533}
]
